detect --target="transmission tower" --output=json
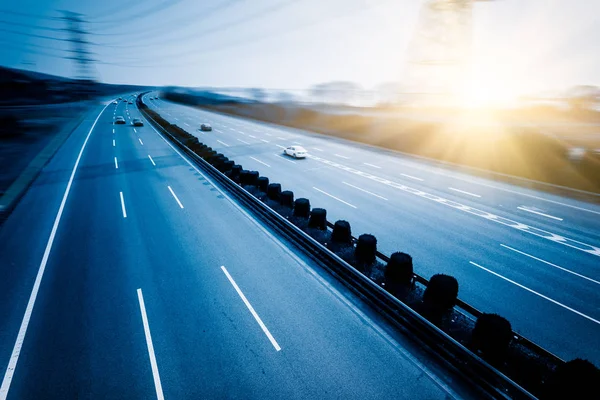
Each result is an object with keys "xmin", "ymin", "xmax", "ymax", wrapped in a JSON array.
[
  {"xmin": 61, "ymin": 11, "xmax": 96, "ymax": 81},
  {"xmin": 403, "ymin": 0, "xmax": 492, "ymax": 105}
]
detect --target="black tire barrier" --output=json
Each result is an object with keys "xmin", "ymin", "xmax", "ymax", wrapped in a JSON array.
[
  {"xmin": 267, "ymin": 183, "xmax": 281, "ymax": 200},
  {"xmin": 355, "ymin": 234, "xmax": 377, "ymax": 267},
  {"xmin": 280, "ymin": 190, "xmax": 294, "ymax": 207},
  {"xmin": 221, "ymin": 160, "xmax": 235, "ymax": 173},
  {"xmin": 185, "ymin": 136, "xmax": 200, "ymax": 148},
  {"xmin": 384, "ymin": 252, "xmax": 413, "ymax": 288},
  {"xmin": 239, "ymin": 170, "xmax": 251, "ymax": 186},
  {"xmin": 257, "ymin": 176, "xmax": 269, "ymax": 192},
  {"xmin": 331, "ymin": 220, "xmax": 352, "ymax": 244},
  {"xmin": 423, "ymin": 274, "xmax": 459, "ymax": 314},
  {"xmin": 470, "ymin": 313, "xmax": 512, "ymax": 365},
  {"xmin": 293, "ymin": 198, "xmax": 310, "ymax": 218},
  {"xmin": 308, "ymin": 208, "xmax": 327, "ymax": 230},
  {"xmin": 542, "ymin": 358, "xmax": 600, "ymax": 400},
  {"xmin": 231, "ymin": 164, "xmax": 242, "ymax": 178},
  {"xmin": 248, "ymin": 171, "xmax": 260, "ymax": 186}
]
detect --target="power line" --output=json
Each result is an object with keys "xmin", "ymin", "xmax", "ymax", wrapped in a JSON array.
[
  {"xmin": 88, "ymin": 0, "xmax": 186, "ymax": 27},
  {"xmin": 0, "ymin": 27, "xmax": 66, "ymax": 41},
  {"xmin": 0, "ymin": 9, "xmax": 59, "ymax": 21},
  {"xmin": 96, "ymin": 0, "xmax": 300, "ymax": 50},
  {"xmin": 97, "ymin": 0, "xmax": 392, "ymax": 68},
  {"xmin": 0, "ymin": 19, "xmax": 63, "ymax": 32},
  {"xmin": 92, "ymin": 0, "xmax": 242, "ymax": 39},
  {"xmin": 1, "ymin": 42, "xmax": 66, "ymax": 59}
]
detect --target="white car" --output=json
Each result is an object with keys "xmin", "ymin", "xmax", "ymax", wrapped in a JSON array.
[
  {"xmin": 132, "ymin": 118, "xmax": 144, "ymax": 126},
  {"xmin": 284, "ymin": 146, "xmax": 307, "ymax": 159},
  {"xmin": 200, "ymin": 123, "xmax": 212, "ymax": 131},
  {"xmin": 114, "ymin": 116, "xmax": 126, "ymax": 124}
]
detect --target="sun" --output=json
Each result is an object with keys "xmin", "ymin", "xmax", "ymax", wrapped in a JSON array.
[{"xmin": 458, "ymin": 78, "xmax": 519, "ymax": 108}]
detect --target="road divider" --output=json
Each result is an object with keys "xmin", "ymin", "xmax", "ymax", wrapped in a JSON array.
[{"xmin": 137, "ymin": 92, "xmax": 596, "ymax": 400}]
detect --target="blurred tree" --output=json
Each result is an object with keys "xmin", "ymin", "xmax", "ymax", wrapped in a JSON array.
[{"xmin": 565, "ymin": 85, "xmax": 599, "ymax": 111}]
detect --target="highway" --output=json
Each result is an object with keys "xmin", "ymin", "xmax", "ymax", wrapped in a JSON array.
[
  {"xmin": 0, "ymin": 97, "xmax": 479, "ymax": 399},
  {"xmin": 144, "ymin": 93, "xmax": 600, "ymax": 366}
]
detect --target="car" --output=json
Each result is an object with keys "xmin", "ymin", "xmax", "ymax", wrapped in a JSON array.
[
  {"xmin": 200, "ymin": 123, "xmax": 212, "ymax": 131},
  {"xmin": 114, "ymin": 116, "xmax": 126, "ymax": 124},
  {"xmin": 112, "ymin": 101, "xmax": 118, "ymax": 104},
  {"xmin": 284, "ymin": 146, "xmax": 307, "ymax": 159},
  {"xmin": 128, "ymin": 101, "xmax": 133, "ymax": 104},
  {"xmin": 132, "ymin": 118, "xmax": 144, "ymax": 126},
  {"xmin": 118, "ymin": 97, "xmax": 122, "ymax": 100}
]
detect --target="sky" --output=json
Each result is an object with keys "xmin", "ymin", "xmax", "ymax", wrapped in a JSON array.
[{"xmin": 1, "ymin": 0, "xmax": 599, "ymax": 101}]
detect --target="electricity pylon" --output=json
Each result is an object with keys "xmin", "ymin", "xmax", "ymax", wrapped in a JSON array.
[{"xmin": 403, "ymin": 0, "xmax": 493, "ymax": 105}]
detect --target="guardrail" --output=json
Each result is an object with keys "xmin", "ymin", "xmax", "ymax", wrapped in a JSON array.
[
  {"xmin": 137, "ymin": 92, "xmax": 537, "ymax": 399},
  {"xmin": 326, "ymin": 219, "xmax": 564, "ymax": 362}
]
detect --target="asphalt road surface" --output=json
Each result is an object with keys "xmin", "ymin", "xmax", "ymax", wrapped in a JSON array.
[
  {"xmin": 144, "ymin": 93, "xmax": 600, "ymax": 366},
  {"xmin": 0, "ymin": 97, "xmax": 480, "ymax": 399}
]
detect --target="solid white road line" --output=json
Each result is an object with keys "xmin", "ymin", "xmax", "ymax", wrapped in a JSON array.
[
  {"xmin": 517, "ymin": 206, "xmax": 563, "ymax": 221},
  {"xmin": 500, "ymin": 244, "xmax": 599, "ymax": 285},
  {"xmin": 168, "ymin": 186, "xmax": 184, "ymax": 209},
  {"xmin": 260, "ymin": 139, "xmax": 270, "ymax": 143},
  {"xmin": 113, "ymin": 139, "xmax": 115, "ymax": 147},
  {"xmin": 363, "ymin": 163, "xmax": 381, "ymax": 169},
  {"xmin": 114, "ymin": 157, "xmax": 119, "ymax": 169},
  {"xmin": 217, "ymin": 140, "xmax": 230, "ymax": 147},
  {"xmin": 334, "ymin": 154, "xmax": 350, "ymax": 159},
  {"xmin": 221, "ymin": 266, "xmax": 281, "ymax": 351},
  {"xmin": 237, "ymin": 139, "xmax": 250, "ymax": 145},
  {"xmin": 137, "ymin": 289, "xmax": 165, "ymax": 400},
  {"xmin": 250, "ymin": 157, "xmax": 271, "ymax": 167},
  {"xmin": 148, "ymin": 155, "xmax": 156, "ymax": 166},
  {"xmin": 0, "ymin": 103, "xmax": 110, "ymax": 399},
  {"xmin": 342, "ymin": 182, "xmax": 388, "ymax": 200},
  {"xmin": 449, "ymin": 187, "xmax": 481, "ymax": 198},
  {"xmin": 313, "ymin": 187, "xmax": 357, "ymax": 208},
  {"xmin": 139, "ymin": 138, "xmax": 144, "ymax": 146},
  {"xmin": 120, "ymin": 191, "xmax": 127, "ymax": 218},
  {"xmin": 307, "ymin": 153, "xmax": 600, "ymax": 257},
  {"xmin": 469, "ymin": 261, "xmax": 600, "ymax": 325},
  {"xmin": 312, "ymin": 147, "xmax": 324, "ymax": 152},
  {"xmin": 401, "ymin": 173, "xmax": 424, "ymax": 181}
]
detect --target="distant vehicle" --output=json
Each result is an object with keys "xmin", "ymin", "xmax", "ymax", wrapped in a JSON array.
[
  {"xmin": 115, "ymin": 116, "xmax": 126, "ymax": 124},
  {"xmin": 112, "ymin": 101, "xmax": 118, "ymax": 104},
  {"xmin": 132, "ymin": 118, "xmax": 144, "ymax": 126},
  {"xmin": 200, "ymin": 123, "xmax": 212, "ymax": 131},
  {"xmin": 118, "ymin": 97, "xmax": 122, "ymax": 100},
  {"xmin": 284, "ymin": 146, "xmax": 307, "ymax": 159},
  {"xmin": 128, "ymin": 101, "xmax": 133, "ymax": 104}
]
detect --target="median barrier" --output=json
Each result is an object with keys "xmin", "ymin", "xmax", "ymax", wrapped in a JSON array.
[
  {"xmin": 239, "ymin": 170, "xmax": 251, "ymax": 186},
  {"xmin": 541, "ymin": 358, "xmax": 599, "ymax": 400},
  {"xmin": 257, "ymin": 176, "xmax": 269, "ymax": 192},
  {"xmin": 354, "ymin": 234, "xmax": 377, "ymax": 273},
  {"xmin": 421, "ymin": 274, "xmax": 459, "ymax": 325},
  {"xmin": 140, "ymin": 92, "xmax": 595, "ymax": 399},
  {"xmin": 470, "ymin": 313, "xmax": 513, "ymax": 367},
  {"xmin": 280, "ymin": 190, "xmax": 294, "ymax": 207},
  {"xmin": 293, "ymin": 198, "xmax": 310, "ymax": 218},
  {"xmin": 248, "ymin": 171, "xmax": 260, "ymax": 186},
  {"xmin": 267, "ymin": 183, "xmax": 281, "ymax": 200},
  {"xmin": 308, "ymin": 208, "xmax": 327, "ymax": 230}
]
